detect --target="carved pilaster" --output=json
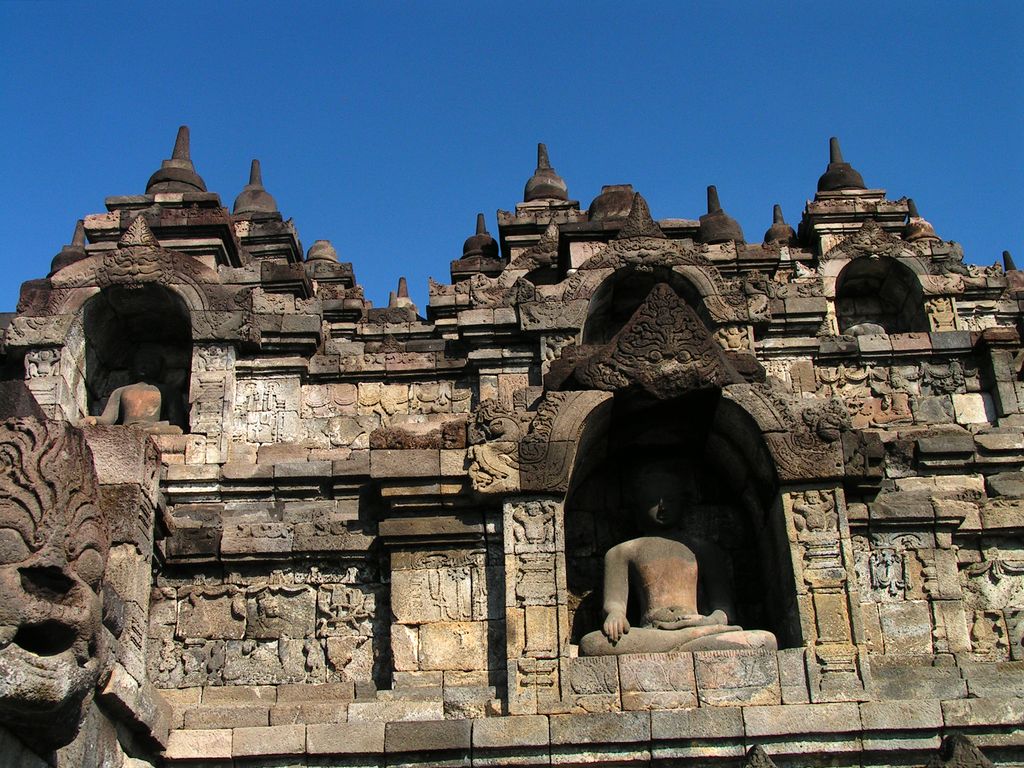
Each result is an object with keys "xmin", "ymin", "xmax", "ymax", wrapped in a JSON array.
[
  {"xmin": 503, "ymin": 496, "xmax": 566, "ymax": 713},
  {"xmin": 783, "ymin": 486, "xmax": 870, "ymax": 701}
]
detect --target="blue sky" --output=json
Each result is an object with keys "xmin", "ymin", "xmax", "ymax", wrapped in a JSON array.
[{"xmin": 1, "ymin": 2, "xmax": 1021, "ymax": 312}]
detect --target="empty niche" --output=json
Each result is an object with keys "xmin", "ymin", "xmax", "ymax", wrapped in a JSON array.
[{"xmin": 835, "ymin": 257, "xmax": 927, "ymax": 335}]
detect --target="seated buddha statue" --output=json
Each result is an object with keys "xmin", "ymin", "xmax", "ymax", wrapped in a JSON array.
[
  {"xmin": 579, "ymin": 460, "xmax": 777, "ymax": 656},
  {"xmin": 80, "ymin": 348, "xmax": 182, "ymax": 434}
]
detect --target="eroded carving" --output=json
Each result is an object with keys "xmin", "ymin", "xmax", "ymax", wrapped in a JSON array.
[{"xmin": 0, "ymin": 419, "xmax": 109, "ymax": 750}]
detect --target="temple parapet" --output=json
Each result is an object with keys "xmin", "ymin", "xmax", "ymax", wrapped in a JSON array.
[{"xmin": 0, "ymin": 129, "xmax": 1021, "ymax": 767}]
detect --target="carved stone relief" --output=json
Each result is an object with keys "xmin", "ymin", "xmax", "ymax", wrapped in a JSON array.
[{"xmin": 0, "ymin": 419, "xmax": 109, "ymax": 750}]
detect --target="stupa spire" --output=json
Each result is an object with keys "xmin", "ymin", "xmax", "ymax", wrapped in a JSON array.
[{"xmin": 146, "ymin": 124, "xmax": 207, "ymax": 194}]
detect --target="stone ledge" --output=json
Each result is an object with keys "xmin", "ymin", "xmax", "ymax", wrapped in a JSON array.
[
  {"xmin": 651, "ymin": 706, "xmax": 743, "ymax": 740},
  {"xmin": 232, "ymin": 724, "xmax": 305, "ymax": 757},
  {"xmin": 156, "ymin": 696, "xmax": 1024, "ymax": 761},
  {"xmin": 307, "ymin": 721, "xmax": 385, "ymax": 755},
  {"xmin": 860, "ymin": 699, "xmax": 943, "ymax": 731},
  {"xmin": 743, "ymin": 702, "xmax": 863, "ymax": 737},
  {"xmin": 164, "ymin": 729, "xmax": 232, "ymax": 760},
  {"xmin": 942, "ymin": 696, "xmax": 1024, "ymax": 727},
  {"xmin": 385, "ymin": 719, "xmax": 472, "ymax": 753},
  {"xmin": 549, "ymin": 711, "xmax": 650, "ymax": 745},
  {"xmin": 472, "ymin": 715, "xmax": 550, "ymax": 748}
]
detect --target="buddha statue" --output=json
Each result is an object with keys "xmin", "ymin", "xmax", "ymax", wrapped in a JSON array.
[
  {"xmin": 579, "ymin": 459, "xmax": 777, "ymax": 655},
  {"xmin": 81, "ymin": 348, "xmax": 182, "ymax": 434}
]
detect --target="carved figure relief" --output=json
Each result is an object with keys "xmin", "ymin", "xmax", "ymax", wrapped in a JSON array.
[
  {"xmin": 869, "ymin": 549, "xmax": 909, "ymax": 596},
  {"xmin": 510, "ymin": 499, "xmax": 557, "ymax": 551},
  {"xmin": 0, "ymin": 419, "xmax": 109, "ymax": 750},
  {"xmin": 790, "ymin": 490, "xmax": 838, "ymax": 536},
  {"xmin": 25, "ymin": 348, "xmax": 60, "ymax": 378},
  {"xmin": 925, "ymin": 297, "xmax": 958, "ymax": 331},
  {"xmin": 235, "ymin": 378, "xmax": 300, "ymax": 444}
]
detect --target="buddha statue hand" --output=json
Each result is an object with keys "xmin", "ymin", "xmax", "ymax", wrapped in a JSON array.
[{"xmin": 603, "ymin": 610, "xmax": 630, "ymax": 642}]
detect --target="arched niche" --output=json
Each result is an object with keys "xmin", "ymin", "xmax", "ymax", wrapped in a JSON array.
[
  {"xmin": 563, "ymin": 389, "xmax": 800, "ymax": 650},
  {"xmin": 835, "ymin": 257, "xmax": 927, "ymax": 334},
  {"xmin": 582, "ymin": 267, "xmax": 711, "ymax": 344},
  {"xmin": 82, "ymin": 284, "xmax": 192, "ymax": 430}
]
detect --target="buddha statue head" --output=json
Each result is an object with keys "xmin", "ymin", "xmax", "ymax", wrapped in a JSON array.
[
  {"xmin": 624, "ymin": 455, "xmax": 697, "ymax": 533},
  {"xmin": 0, "ymin": 419, "xmax": 109, "ymax": 751}
]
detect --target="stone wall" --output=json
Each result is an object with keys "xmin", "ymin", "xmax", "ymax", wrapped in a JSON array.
[{"xmin": 0, "ymin": 136, "xmax": 1021, "ymax": 766}]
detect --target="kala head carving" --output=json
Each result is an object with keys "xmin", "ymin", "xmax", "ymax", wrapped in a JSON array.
[{"xmin": 0, "ymin": 419, "xmax": 109, "ymax": 750}]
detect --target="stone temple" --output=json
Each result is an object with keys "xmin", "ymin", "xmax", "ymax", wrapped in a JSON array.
[{"xmin": 0, "ymin": 127, "xmax": 1021, "ymax": 768}]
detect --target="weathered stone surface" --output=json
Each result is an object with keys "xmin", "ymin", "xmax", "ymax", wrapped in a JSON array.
[
  {"xmin": 549, "ymin": 711, "xmax": 651, "ymax": 747},
  {"xmin": 183, "ymin": 704, "xmax": 269, "ymax": 729},
  {"xmin": 347, "ymin": 700, "xmax": 444, "ymax": 722},
  {"xmin": 385, "ymin": 719, "xmax": 471, "ymax": 753},
  {"xmin": 693, "ymin": 650, "xmax": 781, "ymax": 706},
  {"xmin": 307, "ymin": 721, "xmax": 385, "ymax": 754},
  {"xmin": 164, "ymin": 728, "xmax": 232, "ymax": 760},
  {"xmin": 232, "ymin": 723, "xmax": 305, "ymax": 757},
  {"xmin": 472, "ymin": 715, "xmax": 550, "ymax": 748},
  {"xmin": 418, "ymin": 621, "xmax": 488, "ymax": 671},
  {"xmin": 871, "ymin": 663, "xmax": 968, "ymax": 700},
  {"xmin": 618, "ymin": 652, "xmax": 696, "ymax": 710},
  {"xmin": 743, "ymin": 702, "xmax": 862, "ymax": 737}
]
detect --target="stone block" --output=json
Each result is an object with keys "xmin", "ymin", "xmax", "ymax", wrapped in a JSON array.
[
  {"xmin": 870, "ymin": 662, "xmax": 967, "ymax": 700},
  {"xmin": 942, "ymin": 696, "xmax": 1024, "ymax": 727},
  {"xmin": 183, "ymin": 704, "xmax": 269, "ymax": 729},
  {"xmin": 651, "ymin": 706, "xmax": 742, "ymax": 740},
  {"xmin": 221, "ymin": 462, "xmax": 275, "ymax": 480},
  {"xmin": 549, "ymin": 712, "xmax": 650, "ymax": 745},
  {"xmin": 164, "ymin": 729, "xmax": 232, "ymax": 760},
  {"xmin": 878, "ymin": 601, "xmax": 933, "ymax": 655},
  {"xmin": 912, "ymin": 395, "xmax": 955, "ymax": 424},
  {"xmin": 650, "ymin": 707, "xmax": 745, "ymax": 760},
  {"xmin": 889, "ymin": 332, "xmax": 931, "ymax": 352},
  {"xmin": 271, "ymin": 701, "xmax": 348, "ymax": 725},
  {"xmin": 385, "ymin": 719, "xmax": 471, "ymax": 753},
  {"xmin": 371, "ymin": 448, "xmax": 440, "ymax": 478},
  {"xmin": 567, "ymin": 656, "xmax": 619, "ymax": 696},
  {"xmin": 276, "ymin": 682, "xmax": 355, "ymax": 701},
  {"xmin": 953, "ymin": 393, "xmax": 995, "ymax": 425},
  {"xmin": 960, "ymin": 661, "xmax": 1024, "ymax": 698},
  {"xmin": 418, "ymin": 622, "xmax": 488, "ymax": 671},
  {"xmin": 778, "ymin": 647, "xmax": 810, "ymax": 704},
  {"xmin": 693, "ymin": 649, "xmax": 780, "ymax": 706},
  {"xmin": 860, "ymin": 698, "xmax": 943, "ymax": 731},
  {"xmin": 347, "ymin": 700, "xmax": 444, "ymax": 722},
  {"xmin": 81, "ymin": 425, "xmax": 159, "ymax": 491},
  {"xmin": 916, "ymin": 432, "xmax": 976, "ymax": 455},
  {"xmin": 857, "ymin": 334, "xmax": 892, "ymax": 355},
  {"xmin": 176, "ymin": 587, "xmax": 246, "ymax": 640},
  {"xmin": 275, "ymin": 459, "xmax": 333, "ymax": 478},
  {"xmin": 743, "ymin": 702, "xmax": 862, "ymax": 737},
  {"xmin": 618, "ymin": 652, "xmax": 696, "ymax": 710},
  {"xmin": 986, "ymin": 470, "xmax": 1024, "ymax": 498},
  {"xmin": 333, "ymin": 451, "xmax": 371, "ymax": 476},
  {"xmin": 472, "ymin": 715, "xmax": 550, "ymax": 748},
  {"xmin": 202, "ymin": 685, "xmax": 278, "ymax": 705},
  {"xmin": 307, "ymin": 721, "xmax": 386, "ymax": 755},
  {"xmin": 391, "ymin": 624, "xmax": 419, "ymax": 671},
  {"xmin": 930, "ymin": 330, "xmax": 972, "ymax": 351},
  {"xmin": 232, "ymin": 724, "xmax": 305, "ymax": 757}
]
